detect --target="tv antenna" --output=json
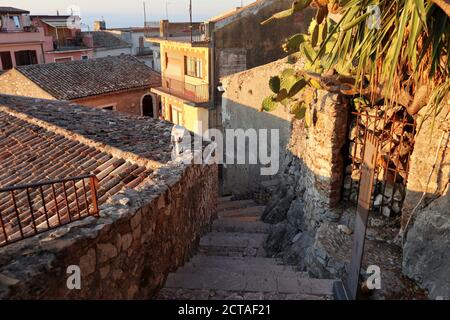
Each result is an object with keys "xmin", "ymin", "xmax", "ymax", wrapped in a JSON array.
[{"xmin": 166, "ymin": 1, "xmax": 172, "ymax": 20}]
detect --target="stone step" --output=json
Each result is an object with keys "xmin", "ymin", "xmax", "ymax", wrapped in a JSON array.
[
  {"xmin": 164, "ymin": 272, "xmax": 337, "ymax": 296},
  {"xmin": 200, "ymin": 232, "xmax": 267, "ymax": 249},
  {"xmin": 199, "ymin": 232, "xmax": 267, "ymax": 257},
  {"xmin": 177, "ymin": 256, "xmax": 306, "ymax": 278},
  {"xmin": 218, "ymin": 199, "xmax": 257, "ymax": 211},
  {"xmin": 212, "ymin": 217, "xmax": 270, "ymax": 233},
  {"xmin": 189, "ymin": 255, "xmax": 285, "ymax": 268},
  {"xmin": 219, "ymin": 196, "xmax": 233, "ymax": 203},
  {"xmin": 176, "ymin": 264, "xmax": 306, "ymax": 280},
  {"xmin": 218, "ymin": 206, "xmax": 266, "ymax": 218},
  {"xmin": 157, "ymin": 288, "xmax": 328, "ymax": 300}
]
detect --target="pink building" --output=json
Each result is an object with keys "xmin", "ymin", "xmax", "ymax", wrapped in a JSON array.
[
  {"xmin": 0, "ymin": 7, "xmax": 46, "ymax": 71},
  {"xmin": 31, "ymin": 15, "xmax": 93, "ymax": 63}
]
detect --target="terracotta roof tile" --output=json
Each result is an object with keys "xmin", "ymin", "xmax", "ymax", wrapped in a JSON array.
[
  {"xmin": 0, "ymin": 95, "xmax": 175, "ymax": 245},
  {"xmin": 88, "ymin": 31, "xmax": 133, "ymax": 50},
  {"xmin": 0, "ymin": 7, "xmax": 29, "ymax": 14},
  {"xmin": 13, "ymin": 55, "xmax": 161, "ymax": 100}
]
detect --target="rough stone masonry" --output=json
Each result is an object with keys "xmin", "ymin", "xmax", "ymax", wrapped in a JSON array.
[{"xmin": 0, "ymin": 95, "xmax": 218, "ymax": 299}]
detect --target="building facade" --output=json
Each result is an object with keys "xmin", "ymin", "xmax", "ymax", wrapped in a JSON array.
[
  {"xmin": 147, "ymin": 0, "xmax": 313, "ymax": 135},
  {"xmin": 150, "ymin": 37, "xmax": 209, "ymax": 136},
  {"xmin": 0, "ymin": 7, "xmax": 46, "ymax": 71},
  {"xmin": 31, "ymin": 15, "xmax": 94, "ymax": 63},
  {"xmin": 106, "ymin": 27, "xmax": 157, "ymax": 69}
]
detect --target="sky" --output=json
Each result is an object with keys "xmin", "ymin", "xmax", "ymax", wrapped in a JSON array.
[{"xmin": 5, "ymin": 0, "xmax": 254, "ymax": 29}]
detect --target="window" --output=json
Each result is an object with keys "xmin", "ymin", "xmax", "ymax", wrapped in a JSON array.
[
  {"xmin": 81, "ymin": 55, "xmax": 89, "ymax": 60},
  {"xmin": 14, "ymin": 50, "xmax": 37, "ymax": 66},
  {"xmin": 55, "ymin": 57, "xmax": 73, "ymax": 63},
  {"xmin": 171, "ymin": 106, "xmax": 183, "ymax": 126},
  {"xmin": 184, "ymin": 56, "xmax": 203, "ymax": 78},
  {"xmin": 0, "ymin": 52, "xmax": 13, "ymax": 70},
  {"xmin": 10, "ymin": 16, "xmax": 21, "ymax": 28}
]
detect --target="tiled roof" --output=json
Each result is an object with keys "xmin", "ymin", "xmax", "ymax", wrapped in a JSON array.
[
  {"xmin": 14, "ymin": 55, "xmax": 161, "ymax": 100},
  {"xmin": 0, "ymin": 7, "xmax": 29, "ymax": 14},
  {"xmin": 0, "ymin": 95, "xmax": 174, "ymax": 244},
  {"xmin": 89, "ymin": 31, "xmax": 132, "ymax": 50}
]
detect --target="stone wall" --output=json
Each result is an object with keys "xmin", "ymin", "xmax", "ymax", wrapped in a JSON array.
[
  {"xmin": 262, "ymin": 87, "xmax": 449, "ymax": 298},
  {"xmin": 221, "ymin": 58, "xmax": 294, "ymax": 196},
  {"xmin": 0, "ymin": 69, "xmax": 55, "ymax": 100},
  {"xmin": 263, "ymin": 90, "xmax": 349, "ymax": 228},
  {"xmin": 402, "ymin": 103, "xmax": 450, "ymax": 299},
  {"xmin": 0, "ymin": 161, "xmax": 218, "ymax": 299},
  {"xmin": 263, "ymin": 88, "xmax": 350, "ymax": 276}
]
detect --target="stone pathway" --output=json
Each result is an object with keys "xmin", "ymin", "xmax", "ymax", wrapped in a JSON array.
[{"xmin": 157, "ymin": 198, "xmax": 338, "ymax": 300}]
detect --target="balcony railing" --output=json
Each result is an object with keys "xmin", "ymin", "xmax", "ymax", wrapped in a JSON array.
[
  {"xmin": 0, "ymin": 26, "xmax": 39, "ymax": 33},
  {"xmin": 53, "ymin": 37, "xmax": 88, "ymax": 51},
  {"xmin": 190, "ymin": 30, "xmax": 209, "ymax": 45},
  {"xmin": 160, "ymin": 77, "xmax": 209, "ymax": 103},
  {"xmin": 0, "ymin": 174, "xmax": 99, "ymax": 247}
]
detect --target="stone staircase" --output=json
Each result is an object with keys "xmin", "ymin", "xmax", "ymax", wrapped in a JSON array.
[{"xmin": 156, "ymin": 197, "xmax": 339, "ymax": 300}]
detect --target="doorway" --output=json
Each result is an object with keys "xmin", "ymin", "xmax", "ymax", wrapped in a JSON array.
[{"xmin": 142, "ymin": 94, "xmax": 154, "ymax": 118}]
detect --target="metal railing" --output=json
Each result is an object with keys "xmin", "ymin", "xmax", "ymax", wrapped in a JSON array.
[
  {"xmin": 190, "ymin": 31, "xmax": 209, "ymax": 44},
  {"xmin": 0, "ymin": 174, "xmax": 100, "ymax": 247},
  {"xmin": 53, "ymin": 37, "xmax": 87, "ymax": 51},
  {"xmin": 344, "ymin": 105, "xmax": 416, "ymax": 214},
  {"xmin": 160, "ymin": 76, "xmax": 209, "ymax": 103},
  {"xmin": 0, "ymin": 26, "xmax": 39, "ymax": 33}
]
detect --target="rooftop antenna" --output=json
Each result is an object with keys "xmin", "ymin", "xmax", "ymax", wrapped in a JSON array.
[
  {"xmin": 166, "ymin": 1, "xmax": 171, "ymax": 21},
  {"xmin": 189, "ymin": 0, "xmax": 192, "ymax": 43},
  {"xmin": 143, "ymin": 1, "xmax": 147, "ymax": 27}
]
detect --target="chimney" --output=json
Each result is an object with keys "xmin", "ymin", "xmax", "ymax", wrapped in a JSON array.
[
  {"xmin": 94, "ymin": 20, "xmax": 106, "ymax": 31},
  {"xmin": 160, "ymin": 19, "xmax": 169, "ymax": 39}
]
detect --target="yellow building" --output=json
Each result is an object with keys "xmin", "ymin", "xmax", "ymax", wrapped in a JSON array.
[{"xmin": 149, "ymin": 34, "xmax": 210, "ymax": 136}]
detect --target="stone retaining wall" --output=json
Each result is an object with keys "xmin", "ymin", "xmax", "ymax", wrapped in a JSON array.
[
  {"xmin": 263, "ymin": 89, "xmax": 350, "ymax": 270},
  {"xmin": 0, "ymin": 161, "xmax": 218, "ymax": 299},
  {"xmin": 402, "ymin": 103, "xmax": 450, "ymax": 299},
  {"xmin": 263, "ymin": 90, "xmax": 349, "ymax": 228}
]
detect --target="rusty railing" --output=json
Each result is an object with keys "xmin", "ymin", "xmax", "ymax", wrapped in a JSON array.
[
  {"xmin": 0, "ymin": 174, "xmax": 99, "ymax": 247},
  {"xmin": 344, "ymin": 105, "xmax": 416, "ymax": 215}
]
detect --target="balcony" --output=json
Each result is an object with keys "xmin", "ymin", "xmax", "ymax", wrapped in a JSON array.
[
  {"xmin": 0, "ymin": 25, "xmax": 38, "ymax": 33},
  {"xmin": 156, "ymin": 77, "xmax": 209, "ymax": 104},
  {"xmin": 0, "ymin": 26, "xmax": 45, "ymax": 44},
  {"xmin": 190, "ymin": 30, "xmax": 209, "ymax": 46},
  {"xmin": 53, "ymin": 37, "xmax": 89, "ymax": 52}
]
